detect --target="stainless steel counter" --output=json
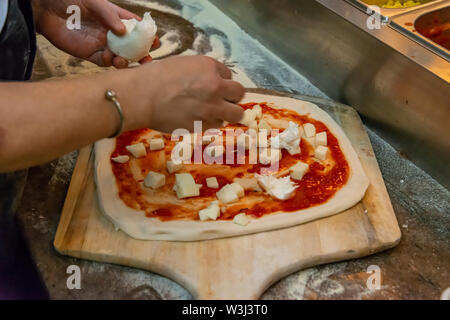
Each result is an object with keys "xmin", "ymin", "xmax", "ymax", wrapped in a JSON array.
[{"xmin": 211, "ymin": 0, "xmax": 450, "ymax": 189}]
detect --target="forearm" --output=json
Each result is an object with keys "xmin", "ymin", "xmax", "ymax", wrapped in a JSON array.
[{"xmin": 0, "ymin": 69, "xmax": 141, "ymax": 172}]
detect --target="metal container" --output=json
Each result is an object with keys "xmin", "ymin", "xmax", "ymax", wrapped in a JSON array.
[
  {"xmin": 346, "ymin": 0, "xmax": 443, "ymax": 21},
  {"xmin": 391, "ymin": 1, "xmax": 450, "ymax": 60},
  {"xmin": 210, "ymin": 0, "xmax": 450, "ymax": 188}
]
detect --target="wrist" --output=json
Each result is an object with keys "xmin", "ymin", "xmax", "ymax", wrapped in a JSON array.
[{"xmin": 105, "ymin": 66, "xmax": 155, "ymax": 132}]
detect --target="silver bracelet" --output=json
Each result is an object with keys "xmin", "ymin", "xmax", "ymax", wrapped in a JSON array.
[{"xmin": 105, "ymin": 90, "xmax": 124, "ymax": 138}]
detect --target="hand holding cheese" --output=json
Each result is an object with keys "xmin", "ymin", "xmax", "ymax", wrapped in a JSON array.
[{"xmin": 107, "ymin": 12, "xmax": 157, "ymax": 62}]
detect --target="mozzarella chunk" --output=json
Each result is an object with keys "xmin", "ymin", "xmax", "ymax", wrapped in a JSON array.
[
  {"xmin": 233, "ymin": 213, "xmax": 250, "ymax": 226},
  {"xmin": 315, "ymin": 132, "xmax": 327, "ymax": 146},
  {"xmin": 253, "ymin": 104, "xmax": 263, "ymax": 119},
  {"xmin": 259, "ymin": 148, "xmax": 282, "ymax": 165},
  {"xmin": 315, "ymin": 146, "xmax": 328, "ymax": 161},
  {"xmin": 198, "ymin": 201, "xmax": 220, "ymax": 221},
  {"xmin": 144, "ymin": 171, "xmax": 165, "ymax": 189},
  {"xmin": 270, "ymin": 121, "xmax": 301, "ymax": 155},
  {"xmin": 206, "ymin": 177, "xmax": 219, "ymax": 189},
  {"xmin": 289, "ymin": 162, "xmax": 309, "ymax": 181},
  {"xmin": 230, "ymin": 182, "xmax": 245, "ymax": 198},
  {"xmin": 257, "ymin": 132, "xmax": 269, "ymax": 148},
  {"xmin": 112, "ymin": 155, "xmax": 130, "ymax": 164},
  {"xmin": 298, "ymin": 126, "xmax": 304, "ymax": 139},
  {"xmin": 174, "ymin": 173, "xmax": 201, "ymax": 199},
  {"xmin": 304, "ymin": 137, "xmax": 315, "ymax": 149},
  {"xmin": 216, "ymin": 184, "xmax": 239, "ymax": 204},
  {"xmin": 258, "ymin": 119, "xmax": 272, "ymax": 134},
  {"xmin": 166, "ymin": 160, "xmax": 183, "ymax": 174},
  {"xmin": 256, "ymin": 174, "xmax": 297, "ymax": 200},
  {"xmin": 149, "ymin": 138, "xmax": 165, "ymax": 151},
  {"xmin": 237, "ymin": 134, "xmax": 253, "ymax": 150},
  {"xmin": 303, "ymin": 123, "xmax": 316, "ymax": 138},
  {"xmin": 248, "ymin": 120, "xmax": 258, "ymax": 130},
  {"xmin": 126, "ymin": 143, "xmax": 147, "ymax": 158},
  {"xmin": 233, "ymin": 178, "xmax": 263, "ymax": 192},
  {"xmin": 239, "ymin": 109, "xmax": 257, "ymax": 126}
]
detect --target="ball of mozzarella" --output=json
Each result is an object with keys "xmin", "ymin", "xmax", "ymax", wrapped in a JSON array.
[{"xmin": 107, "ymin": 12, "xmax": 157, "ymax": 62}]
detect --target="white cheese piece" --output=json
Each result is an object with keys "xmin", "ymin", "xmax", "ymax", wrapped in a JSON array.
[
  {"xmin": 233, "ymin": 213, "xmax": 250, "ymax": 226},
  {"xmin": 315, "ymin": 146, "xmax": 328, "ymax": 161},
  {"xmin": 112, "ymin": 155, "xmax": 130, "ymax": 164},
  {"xmin": 205, "ymin": 145, "xmax": 225, "ymax": 158},
  {"xmin": 304, "ymin": 137, "xmax": 315, "ymax": 149},
  {"xmin": 198, "ymin": 201, "xmax": 220, "ymax": 221},
  {"xmin": 253, "ymin": 105, "xmax": 263, "ymax": 119},
  {"xmin": 257, "ymin": 132, "xmax": 269, "ymax": 148},
  {"xmin": 256, "ymin": 174, "xmax": 298, "ymax": 200},
  {"xmin": 230, "ymin": 182, "xmax": 245, "ymax": 198},
  {"xmin": 234, "ymin": 178, "xmax": 263, "ymax": 192},
  {"xmin": 248, "ymin": 120, "xmax": 258, "ymax": 130},
  {"xmin": 237, "ymin": 134, "xmax": 252, "ymax": 150},
  {"xmin": 315, "ymin": 132, "xmax": 327, "ymax": 146},
  {"xmin": 298, "ymin": 126, "xmax": 304, "ymax": 139},
  {"xmin": 107, "ymin": 12, "xmax": 157, "ymax": 62},
  {"xmin": 144, "ymin": 171, "xmax": 165, "ymax": 189},
  {"xmin": 166, "ymin": 160, "xmax": 183, "ymax": 174},
  {"xmin": 174, "ymin": 173, "xmax": 201, "ymax": 199},
  {"xmin": 289, "ymin": 162, "xmax": 309, "ymax": 181},
  {"xmin": 258, "ymin": 119, "xmax": 272, "ymax": 135},
  {"xmin": 270, "ymin": 121, "xmax": 301, "ymax": 155},
  {"xmin": 206, "ymin": 177, "xmax": 219, "ymax": 189},
  {"xmin": 149, "ymin": 138, "xmax": 165, "ymax": 151},
  {"xmin": 126, "ymin": 143, "xmax": 147, "ymax": 158},
  {"xmin": 259, "ymin": 148, "xmax": 282, "ymax": 165},
  {"xmin": 303, "ymin": 123, "xmax": 316, "ymax": 138},
  {"xmin": 216, "ymin": 184, "xmax": 239, "ymax": 204},
  {"xmin": 239, "ymin": 109, "xmax": 257, "ymax": 126}
]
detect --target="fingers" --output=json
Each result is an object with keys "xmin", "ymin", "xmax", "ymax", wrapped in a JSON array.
[
  {"xmin": 221, "ymin": 79, "xmax": 245, "ymax": 103},
  {"xmin": 214, "ymin": 101, "xmax": 244, "ymax": 124},
  {"xmin": 139, "ymin": 56, "xmax": 153, "ymax": 64},
  {"xmin": 110, "ymin": 3, "xmax": 141, "ymax": 20},
  {"xmin": 214, "ymin": 60, "xmax": 233, "ymax": 80},
  {"xmin": 113, "ymin": 56, "xmax": 129, "ymax": 69},
  {"xmin": 102, "ymin": 49, "xmax": 114, "ymax": 67},
  {"xmin": 203, "ymin": 57, "xmax": 232, "ymax": 80},
  {"xmin": 87, "ymin": 0, "xmax": 127, "ymax": 35}
]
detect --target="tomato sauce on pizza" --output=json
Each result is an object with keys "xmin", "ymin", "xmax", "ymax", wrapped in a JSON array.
[{"xmin": 110, "ymin": 103, "xmax": 350, "ymax": 221}]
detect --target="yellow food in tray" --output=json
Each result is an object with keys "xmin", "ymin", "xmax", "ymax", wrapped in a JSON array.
[{"xmin": 382, "ymin": 0, "xmax": 422, "ymax": 8}]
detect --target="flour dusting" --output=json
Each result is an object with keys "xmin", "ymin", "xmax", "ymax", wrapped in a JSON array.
[{"xmin": 130, "ymin": 0, "xmax": 326, "ymax": 95}]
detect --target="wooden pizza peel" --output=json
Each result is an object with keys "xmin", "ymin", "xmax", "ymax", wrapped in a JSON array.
[{"xmin": 53, "ymin": 88, "xmax": 401, "ymax": 299}]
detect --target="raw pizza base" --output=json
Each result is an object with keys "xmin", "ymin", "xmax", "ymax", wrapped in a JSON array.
[{"xmin": 94, "ymin": 93, "xmax": 369, "ymax": 241}]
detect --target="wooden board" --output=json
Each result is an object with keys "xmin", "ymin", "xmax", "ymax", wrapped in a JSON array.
[{"xmin": 54, "ymin": 89, "xmax": 401, "ymax": 299}]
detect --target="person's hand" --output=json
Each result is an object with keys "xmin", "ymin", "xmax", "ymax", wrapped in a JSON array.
[
  {"xmin": 34, "ymin": 0, "xmax": 152, "ymax": 68},
  {"xmin": 121, "ymin": 56, "xmax": 245, "ymax": 133}
]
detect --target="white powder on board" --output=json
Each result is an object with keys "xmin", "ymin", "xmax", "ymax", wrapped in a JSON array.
[
  {"xmin": 150, "ymin": 30, "xmax": 182, "ymax": 59},
  {"xmin": 130, "ymin": 0, "xmax": 326, "ymax": 96},
  {"xmin": 123, "ymin": 0, "xmax": 181, "ymax": 15}
]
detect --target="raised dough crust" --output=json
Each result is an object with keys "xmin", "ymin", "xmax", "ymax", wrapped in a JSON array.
[{"xmin": 94, "ymin": 93, "xmax": 369, "ymax": 241}]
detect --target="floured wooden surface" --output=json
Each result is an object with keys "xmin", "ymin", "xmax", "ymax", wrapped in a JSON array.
[{"xmin": 54, "ymin": 90, "xmax": 401, "ymax": 299}]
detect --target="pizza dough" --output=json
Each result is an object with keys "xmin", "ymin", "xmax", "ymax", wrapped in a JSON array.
[{"xmin": 94, "ymin": 93, "xmax": 369, "ymax": 241}]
